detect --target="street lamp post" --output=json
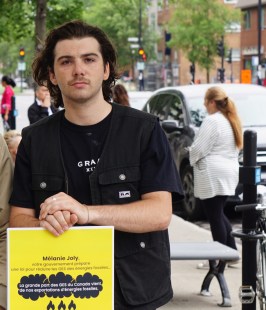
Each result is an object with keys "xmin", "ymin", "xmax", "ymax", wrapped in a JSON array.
[{"xmin": 257, "ymin": 0, "xmax": 262, "ymax": 85}]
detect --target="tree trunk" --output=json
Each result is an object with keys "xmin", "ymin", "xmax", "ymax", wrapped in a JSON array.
[
  {"xmin": 206, "ymin": 69, "xmax": 210, "ymax": 83},
  {"xmin": 35, "ymin": 0, "xmax": 47, "ymax": 52}
]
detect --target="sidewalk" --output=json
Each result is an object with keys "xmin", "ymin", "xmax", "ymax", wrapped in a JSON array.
[{"xmin": 160, "ymin": 215, "xmax": 244, "ymax": 309}]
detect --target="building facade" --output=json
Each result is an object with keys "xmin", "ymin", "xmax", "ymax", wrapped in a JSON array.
[
  {"xmin": 236, "ymin": 0, "xmax": 266, "ymax": 85},
  {"xmin": 145, "ymin": 0, "xmax": 242, "ymax": 89}
]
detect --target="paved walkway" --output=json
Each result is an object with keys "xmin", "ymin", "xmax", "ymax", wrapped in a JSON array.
[{"xmin": 159, "ymin": 215, "xmax": 248, "ymax": 309}]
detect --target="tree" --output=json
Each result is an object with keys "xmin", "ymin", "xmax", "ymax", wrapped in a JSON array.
[
  {"xmin": 83, "ymin": 0, "xmax": 157, "ymax": 69},
  {"xmin": 0, "ymin": 0, "xmax": 156, "ymax": 82},
  {"xmin": 0, "ymin": 0, "xmax": 84, "ymax": 81},
  {"xmin": 168, "ymin": 0, "xmax": 240, "ymax": 82}
]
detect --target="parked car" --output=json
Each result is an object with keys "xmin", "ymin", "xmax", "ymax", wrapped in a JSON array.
[{"xmin": 143, "ymin": 83, "xmax": 266, "ymax": 220}]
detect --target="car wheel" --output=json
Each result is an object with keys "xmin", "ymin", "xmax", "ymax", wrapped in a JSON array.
[{"xmin": 180, "ymin": 165, "xmax": 204, "ymax": 220}]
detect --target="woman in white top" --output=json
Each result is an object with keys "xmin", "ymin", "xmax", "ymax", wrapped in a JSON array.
[{"xmin": 189, "ymin": 86, "xmax": 242, "ymax": 252}]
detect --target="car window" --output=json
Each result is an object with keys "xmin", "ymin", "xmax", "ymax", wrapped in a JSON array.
[
  {"xmin": 156, "ymin": 94, "xmax": 172, "ymax": 121},
  {"xmin": 167, "ymin": 94, "xmax": 184, "ymax": 125},
  {"xmin": 186, "ymin": 97, "xmax": 206, "ymax": 127},
  {"xmin": 145, "ymin": 94, "xmax": 170, "ymax": 121}
]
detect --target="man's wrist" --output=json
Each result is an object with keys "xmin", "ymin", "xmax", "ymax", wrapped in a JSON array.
[{"xmin": 83, "ymin": 204, "xmax": 90, "ymax": 224}]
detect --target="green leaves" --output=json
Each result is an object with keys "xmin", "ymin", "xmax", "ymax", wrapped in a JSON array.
[{"xmin": 169, "ymin": 0, "xmax": 240, "ymax": 79}]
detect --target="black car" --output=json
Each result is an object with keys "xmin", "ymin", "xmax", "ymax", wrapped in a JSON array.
[{"xmin": 143, "ymin": 83, "xmax": 266, "ymax": 220}]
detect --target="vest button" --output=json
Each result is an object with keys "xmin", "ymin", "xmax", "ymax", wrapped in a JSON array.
[
  {"xmin": 140, "ymin": 242, "xmax": 145, "ymax": 248},
  {"xmin": 40, "ymin": 182, "xmax": 47, "ymax": 189},
  {"xmin": 119, "ymin": 174, "xmax": 126, "ymax": 181}
]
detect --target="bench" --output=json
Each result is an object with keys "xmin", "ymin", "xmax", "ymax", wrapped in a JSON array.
[{"xmin": 170, "ymin": 241, "xmax": 240, "ymax": 307}]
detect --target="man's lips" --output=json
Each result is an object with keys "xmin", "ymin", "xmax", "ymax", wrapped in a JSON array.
[{"xmin": 68, "ymin": 80, "xmax": 89, "ymax": 86}]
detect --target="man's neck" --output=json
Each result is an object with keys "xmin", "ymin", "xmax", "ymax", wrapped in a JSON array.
[{"xmin": 64, "ymin": 99, "xmax": 112, "ymax": 126}]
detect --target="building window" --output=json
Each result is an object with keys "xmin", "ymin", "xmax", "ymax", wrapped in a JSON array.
[
  {"xmin": 243, "ymin": 10, "xmax": 251, "ymax": 29},
  {"xmin": 261, "ymin": 8, "xmax": 266, "ymax": 29}
]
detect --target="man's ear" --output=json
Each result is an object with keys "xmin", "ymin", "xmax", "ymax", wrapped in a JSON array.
[
  {"xmin": 49, "ymin": 68, "xmax": 58, "ymax": 85},
  {"xmin": 103, "ymin": 63, "xmax": 110, "ymax": 81}
]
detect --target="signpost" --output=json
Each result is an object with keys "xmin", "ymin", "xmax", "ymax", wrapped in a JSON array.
[{"xmin": 241, "ymin": 69, "xmax": 252, "ymax": 84}]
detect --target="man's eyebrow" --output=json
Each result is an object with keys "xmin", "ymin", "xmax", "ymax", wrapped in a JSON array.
[{"xmin": 56, "ymin": 53, "xmax": 100, "ymax": 61}]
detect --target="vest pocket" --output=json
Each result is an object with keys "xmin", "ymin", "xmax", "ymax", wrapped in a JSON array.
[
  {"xmin": 32, "ymin": 174, "xmax": 65, "ymax": 191},
  {"xmin": 31, "ymin": 174, "xmax": 65, "ymax": 216},
  {"xmin": 115, "ymin": 241, "xmax": 171, "ymax": 305},
  {"xmin": 98, "ymin": 166, "xmax": 141, "ymax": 204}
]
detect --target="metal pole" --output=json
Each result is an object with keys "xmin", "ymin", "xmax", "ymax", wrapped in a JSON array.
[
  {"xmin": 138, "ymin": 0, "xmax": 142, "ymax": 48},
  {"xmin": 258, "ymin": 0, "xmax": 262, "ymax": 85},
  {"xmin": 242, "ymin": 130, "xmax": 257, "ymax": 310},
  {"xmin": 221, "ymin": 35, "xmax": 224, "ymax": 71}
]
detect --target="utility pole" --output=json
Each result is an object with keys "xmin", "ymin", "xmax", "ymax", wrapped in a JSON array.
[
  {"xmin": 257, "ymin": 0, "xmax": 262, "ymax": 85},
  {"xmin": 138, "ymin": 0, "xmax": 142, "ymax": 49},
  {"xmin": 138, "ymin": 0, "xmax": 145, "ymax": 91}
]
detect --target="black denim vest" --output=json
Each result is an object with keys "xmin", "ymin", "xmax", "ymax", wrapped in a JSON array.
[{"xmin": 22, "ymin": 103, "xmax": 173, "ymax": 307}]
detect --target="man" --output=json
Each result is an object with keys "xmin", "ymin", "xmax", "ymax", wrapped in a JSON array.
[
  {"xmin": 0, "ymin": 134, "xmax": 13, "ymax": 310},
  {"xmin": 27, "ymin": 85, "xmax": 58, "ymax": 124},
  {"xmin": 9, "ymin": 20, "xmax": 183, "ymax": 310}
]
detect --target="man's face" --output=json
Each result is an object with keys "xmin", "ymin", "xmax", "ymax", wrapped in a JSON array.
[
  {"xmin": 36, "ymin": 86, "xmax": 50, "ymax": 101},
  {"xmin": 49, "ymin": 37, "xmax": 110, "ymax": 106}
]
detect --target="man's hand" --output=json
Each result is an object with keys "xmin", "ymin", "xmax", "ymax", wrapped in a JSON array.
[
  {"xmin": 41, "ymin": 93, "xmax": 51, "ymax": 108},
  {"xmin": 40, "ymin": 210, "xmax": 78, "ymax": 236},
  {"xmin": 39, "ymin": 192, "xmax": 89, "ymax": 236}
]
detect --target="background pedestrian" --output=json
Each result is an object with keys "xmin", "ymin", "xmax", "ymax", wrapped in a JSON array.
[
  {"xmin": 1, "ymin": 76, "xmax": 16, "ymax": 130},
  {"xmin": 28, "ymin": 84, "xmax": 58, "ymax": 124},
  {"xmin": 112, "ymin": 84, "xmax": 130, "ymax": 106},
  {"xmin": 188, "ymin": 86, "xmax": 242, "ymax": 267}
]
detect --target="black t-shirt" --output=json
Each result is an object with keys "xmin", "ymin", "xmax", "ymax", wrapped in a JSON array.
[
  {"xmin": 60, "ymin": 113, "xmax": 110, "ymax": 204},
  {"xmin": 10, "ymin": 112, "xmax": 183, "ymax": 208}
]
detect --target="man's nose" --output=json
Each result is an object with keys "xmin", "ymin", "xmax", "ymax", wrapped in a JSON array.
[{"xmin": 73, "ymin": 60, "xmax": 85, "ymax": 76}]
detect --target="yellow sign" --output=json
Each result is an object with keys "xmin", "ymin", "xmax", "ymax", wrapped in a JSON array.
[
  {"xmin": 7, "ymin": 226, "xmax": 114, "ymax": 309},
  {"xmin": 241, "ymin": 69, "xmax": 252, "ymax": 84}
]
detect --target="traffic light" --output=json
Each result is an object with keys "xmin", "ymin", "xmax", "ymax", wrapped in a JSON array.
[
  {"xmin": 216, "ymin": 40, "xmax": 224, "ymax": 57},
  {"xmin": 138, "ymin": 47, "xmax": 147, "ymax": 62},
  {"xmin": 19, "ymin": 48, "xmax": 25, "ymax": 61}
]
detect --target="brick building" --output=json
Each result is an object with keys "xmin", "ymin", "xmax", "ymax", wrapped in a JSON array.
[
  {"xmin": 146, "ymin": 0, "xmax": 242, "ymax": 89},
  {"xmin": 236, "ymin": 0, "xmax": 266, "ymax": 85}
]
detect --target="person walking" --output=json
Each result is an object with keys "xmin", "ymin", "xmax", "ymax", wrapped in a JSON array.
[
  {"xmin": 188, "ymin": 86, "xmax": 242, "ymax": 266},
  {"xmin": 1, "ymin": 76, "xmax": 16, "ymax": 130},
  {"xmin": 28, "ymin": 84, "xmax": 58, "ymax": 124},
  {"xmin": 0, "ymin": 134, "xmax": 13, "ymax": 310},
  {"xmin": 9, "ymin": 20, "xmax": 184, "ymax": 310}
]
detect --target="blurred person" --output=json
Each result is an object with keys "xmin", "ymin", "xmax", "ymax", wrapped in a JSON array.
[
  {"xmin": 27, "ymin": 85, "xmax": 58, "ymax": 124},
  {"xmin": 0, "ymin": 134, "xmax": 13, "ymax": 310},
  {"xmin": 112, "ymin": 84, "xmax": 130, "ymax": 107},
  {"xmin": 188, "ymin": 86, "xmax": 242, "ymax": 267},
  {"xmin": 9, "ymin": 20, "xmax": 184, "ymax": 310},
  {"xmin": 1, "ymin": 76, "xmax": 16, "ymax": 129},
  {"xmin": 3, "ymin": 130, "xmax": 22, "ymax": 164},
  {"xmin": 0, "ymin": 118, "xmax": 4, "ymax": 135},
  {"xmin": 138, "ymin": 71, "xmax": 144, "ymax": 91}
]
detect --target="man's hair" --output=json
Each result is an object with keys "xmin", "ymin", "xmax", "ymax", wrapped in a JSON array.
[{"xmin": 32, "ymin": 20, "xmax": 119, "ymax": 108}]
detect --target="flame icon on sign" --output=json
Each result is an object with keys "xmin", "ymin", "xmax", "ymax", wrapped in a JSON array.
[
  {"xmin": 47, "ymin": 301, "xmax": 55, "ymax": 310},
  {"xmin": 58, "ymin": 300, "xmax": 66, "ymax": 310},
  {"xmin": 68, "ymin": 300, "xmax": 77, "ymax": 309}
]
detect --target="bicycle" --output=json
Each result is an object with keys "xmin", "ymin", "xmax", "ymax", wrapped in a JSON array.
[{"xmin": 233, "ymin": 202, "xmax": 266, "ymax": 309}]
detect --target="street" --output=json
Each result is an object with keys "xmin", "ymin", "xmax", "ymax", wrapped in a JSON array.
[{"xmin": 15, "ymin": 89, "xmax": 35, "ymax": 131}]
